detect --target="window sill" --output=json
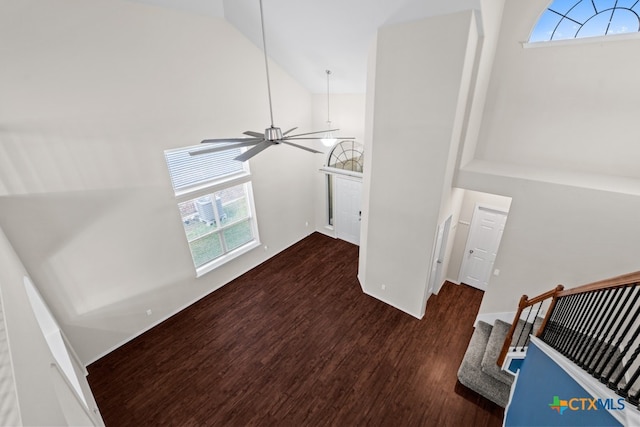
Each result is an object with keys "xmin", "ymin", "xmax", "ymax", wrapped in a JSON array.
[
  {"xmin": 195, "ymin": 239, "xmax": 261, "ymax": 278},
  {"xmin": 522, "ymin": 31, "xmax": 640, "ymax": 49}
]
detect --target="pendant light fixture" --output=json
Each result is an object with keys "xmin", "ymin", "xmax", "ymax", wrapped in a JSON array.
[{"xmin": 321, "ymin": 70, "xmax": 338, "ymax": 147}]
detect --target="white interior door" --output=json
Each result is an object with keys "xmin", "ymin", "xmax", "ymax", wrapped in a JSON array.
[
  {"xmin": 334, "ymin": 176, "xmax": 362, "ymax": 245},
  {"xmin": 428, "ymin": 215, "xmax": 452, "ymax": 295},
  {"xmin": 459, "ymin": 205, "xmax": 508, "ymax": 291}
]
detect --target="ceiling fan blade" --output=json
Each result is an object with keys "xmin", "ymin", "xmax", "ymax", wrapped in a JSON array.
[
  {"xmin": 243, "ymin": 131, "xmax": 265, "ymax": 138},
  {"xmin": 278, "ymin": 140, "xmax": 323, "ymax": 154},
  {"xmin": 282, "ymin": 127, "xmax": 298, "ymax": 136},
  {"xmin": 234, "ymin": 141, "xmax": 275, "ymax": 162},
  {"xmin": 286, "ymin": 129, "xmax": 339, "ymax": 138},
  {"xmin": 285, "ymin": 136, "xmax": 355, "ymax": 140},
  {"xmin": 201, "ymin": 137, "xmax": 261, "ymax": 144},
  {"xmin": 191, "ymin": 139, "xmax": 263, "ymax": 156}
]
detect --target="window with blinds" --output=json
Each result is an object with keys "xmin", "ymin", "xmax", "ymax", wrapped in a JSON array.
[{"xmin": 164, "ymin": 145, "xmax": 260, "ymax": 276}]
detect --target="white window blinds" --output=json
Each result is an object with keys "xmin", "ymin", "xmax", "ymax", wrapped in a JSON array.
[{"xmin": 164, "ymin": 145, "xmax": 245, "ymax": 192}]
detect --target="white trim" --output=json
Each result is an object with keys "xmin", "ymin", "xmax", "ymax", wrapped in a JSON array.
[
  {"xmin": 503, "ymin": 369, "xmax": 520, "ymax": 427},
  {"xmin": 474, "ymin": 311, "xmax": 517, "ymax": 327},
  {"xmin": 175, "ymin": 172, "xmax": 251, "ymax": 203},
  {"xmin": 362, "ymin": 289, "xmax": 423, "ymax": 320},
  {"xmin": 522, "ymin": 31, "xmax": 640, "ymax": 49},
  {"xmin": 357, "ymin": 273, "xmax": 365, "ymax": 292},
  {"xmin": 319, "ymin": 167, "xmax": 363, "ymax": 179},
  {"xmin": 50, "ymin": 362, "xmax": 99, "ymax": 426},
  {"xmin": 502, "ymin": 351, "xmax": 525, "ymax": 375},
  {"xmin": 531, "ymin": 337, "xmax": 640, "ymax": 427},
  {"xmin": 195, "ymin": 239, "xmax": 261, "ymax": 278}
]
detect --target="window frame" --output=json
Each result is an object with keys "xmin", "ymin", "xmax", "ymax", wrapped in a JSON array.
[
  {"xmin": 527, "ymin": 0, "xmax": 640, "ymax": 45},
  {"xmin": 165, "ymin": 146, "xmax": 261, "ymax": 277},
  {"xmin": 319, "ymin": 140, "xmax": 364, "ymax": 228}
]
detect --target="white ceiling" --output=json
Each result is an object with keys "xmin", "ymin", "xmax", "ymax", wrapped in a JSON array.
[{"xmin": 128, "ymin": 0, "xmax": 481, "ymax": 93}]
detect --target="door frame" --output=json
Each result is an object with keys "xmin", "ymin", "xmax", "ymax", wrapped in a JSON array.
[
  {"xmin": 458, "ymin": 203, "xmax": 509, "ymax": 290},
  {"xmin": 428, "ymin": 215, "xmax": 452, "ymax": 295}
]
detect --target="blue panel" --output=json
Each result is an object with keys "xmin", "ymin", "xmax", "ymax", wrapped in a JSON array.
[
  {"xmin": 505, "ymin": 343, "xmax": 624, "ymax": 426},
  {"xmin": 508, "ymin": 358, "xmax": 524, "ymax": 373}
]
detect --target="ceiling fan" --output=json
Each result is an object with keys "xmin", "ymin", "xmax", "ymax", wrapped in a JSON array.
[{"xmin": 190, "ymin": 0, "xmax": 351, "ymax": 162}]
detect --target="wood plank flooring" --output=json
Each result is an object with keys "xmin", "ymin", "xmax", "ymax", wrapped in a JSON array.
[{"xmin": 87, "ymin": 232, "xmax": 503, "ymax": 426}]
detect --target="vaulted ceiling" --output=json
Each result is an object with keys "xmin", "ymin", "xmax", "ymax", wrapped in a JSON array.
[{"xmin": 127, "ymin": 0, "xmax": 481, "ymax": 93}]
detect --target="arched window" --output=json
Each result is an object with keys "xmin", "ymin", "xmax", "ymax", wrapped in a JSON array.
[
  {"xmin": 530, "ymin": 0, "xmax": 640, "ymax": 42},
  {"xmin": 321, "ymin": 140, "xmax": 364, "ymax": 227},
  {"xmin": 327, "ymin": 140, "xmax": 364, "ymax": 173}
]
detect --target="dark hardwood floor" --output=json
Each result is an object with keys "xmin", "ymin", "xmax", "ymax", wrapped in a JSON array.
[{"xmin": 87, "ymin": 232, "xmax": 503, "ymax": 426}]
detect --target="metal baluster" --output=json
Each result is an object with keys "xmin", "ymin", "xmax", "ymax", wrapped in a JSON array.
[
  {"xmin": 551, "ymin": 294, "xmax": 581, "ymax": 352},
  {"xmin": 561, "ymin": 292, "xmax": 593, "ymax": 359},
  {"xmin": 563, "ymin": 292, "xmax": 598, "ymax": 360},
  {"xmin": 525, "ymin": 302, "xmax": 544, "ymax": 347},
  {"xmin": 545, "ymin": 296, "xmax": 572, "ymax": 348},
  {"xmin": 617, "ymin": 341, "xmax": 640, "ymax": 398},
  {"xmin": 588, "ymin": 286, "xmax": 637, "ymax": 374},
  {"xmin": 576, "ymin": 288, "xmax": 622, "ymax": 369},
  {"xmin": 514, "ymin": 305, "xmax": 533, "ymax": 351},
  {"xmin": 540, "ymin": 297, "xmax": 563, "ymax": 343},
  {"xmin": 596, "ymin": 287, "xmax": 640, "ymax": 381},
  {"xmin": 568, "ymin": 290, "xmax": 608, "ymax": 363},
  {"xmin": 605, "ymin": 303, "xmax": 640, "ymax": 388}
]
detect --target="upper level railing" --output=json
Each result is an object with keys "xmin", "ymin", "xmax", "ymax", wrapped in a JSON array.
[{"xmin": 497, "ymin": 271, "xmax": 640, "ymax": 407}]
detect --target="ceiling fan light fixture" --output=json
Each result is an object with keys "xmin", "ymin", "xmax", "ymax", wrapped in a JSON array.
[
  {"xmin": 321, "ymin": 70, "xmax": 338, "ymax": 147},
  {"xmin": 321, "ymin": 125, "xmax": 337, "ymax": 147}
]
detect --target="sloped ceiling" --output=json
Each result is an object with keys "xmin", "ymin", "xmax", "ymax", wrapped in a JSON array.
[{"xmin": 126, "ymin": 0, "xmax": 481, "ymax": 93}]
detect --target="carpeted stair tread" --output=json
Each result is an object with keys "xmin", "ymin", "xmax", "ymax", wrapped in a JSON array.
[
  {"xmin": 481, "ymin": 319, "xmax": 515, "ymax": 386},
  {"xmin": 457, "ymin": 321, "xmax": 511, "ymax": 407}
]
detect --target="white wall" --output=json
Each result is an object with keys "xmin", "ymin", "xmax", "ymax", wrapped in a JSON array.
[
  {"xmin": 0, "ymin": 227, "xmax": 103, "ymax": 425},
  {"xmin": 360, "ymin": 11, "xmax": 478, "ymax": 318},
  {"xmin": 475, "ymin": 0, "xmax": 640, "ymax": 180},
  {"xmin": 456, "ymin": 0, "xmax": 640, "ymax": 314},
  {"xmin": 0, "ymin": 0, "xmax": 316, "ymax": 364}
]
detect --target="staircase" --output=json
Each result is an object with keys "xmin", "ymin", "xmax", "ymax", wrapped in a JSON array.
[
  {"xmin": 457, "ymin": 320, "xmax": 512, "ymax": 407},
  {"xmin": 458, "ymin": 271, "xmax": 640, "ymax": 411},
  {"xmin": 457, "ymin": 318, "xmax": 539, "ymax": 407}
]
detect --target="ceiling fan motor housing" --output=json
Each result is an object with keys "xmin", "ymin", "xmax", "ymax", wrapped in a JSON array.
[{"xmin": 265, "ymin": 126, "xmax": 283, "ymax": 141}]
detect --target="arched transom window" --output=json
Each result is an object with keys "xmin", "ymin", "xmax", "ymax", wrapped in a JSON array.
[
  {"xmin": 323, "ymin": 140, "xmax": 364, "ymax": 227},
  {"xmin": 530, "ymin": 0, "xmax": 640, "ymax": 42},
  {"xmin": 327, "ymin": 140, "xmax": 364, "ymax": 173}
]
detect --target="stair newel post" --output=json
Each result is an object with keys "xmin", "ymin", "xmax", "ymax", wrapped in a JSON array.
[
  {"xmin": 497, "ymin": 294, "xmax": 529, "ymax": 367},
  {"xmin": 535, "ymin": 284, "xmax": 564, "ymax": 338}
]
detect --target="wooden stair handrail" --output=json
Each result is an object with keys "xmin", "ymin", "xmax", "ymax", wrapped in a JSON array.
[
  {"xmin": 496, "ymin": 285, "xmax": 564, "ymax": 367},
  {"xmin": 495, "ymin": 270, "xmax": 640, "ymax": 368},
  {"xmin": 556, "ymin": 270, "xmax": 640, "ymax": 298}
]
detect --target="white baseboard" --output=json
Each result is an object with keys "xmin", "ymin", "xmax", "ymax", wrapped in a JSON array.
[{"xmin": 362, "ymin": 289, "xmax": 423, "ymax": 320}]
